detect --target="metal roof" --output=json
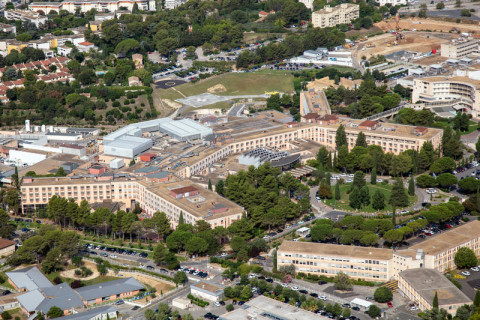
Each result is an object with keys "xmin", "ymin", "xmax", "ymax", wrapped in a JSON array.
[
  {"xmin": 59, "ymin": 306, "xmax": 117, "ymax": 320},
  {"xmin": 159, "ymin": 118, "xmax": 212, "ymax": 139},
  {"xmin": 17, "ymin": 283, "xmax": 84, "ymax": 313},
  {"xmin": 75, "ymin": 277, "xmax": 144, "ymax": 301},
  {"xmin": 6, "ymin": 267, "xmax": 53, "ymax": 291}
]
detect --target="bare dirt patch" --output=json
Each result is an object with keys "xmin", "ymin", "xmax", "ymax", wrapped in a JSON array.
[
  {"xmin": 162, "ymin": 99, "xmax": 182, "ymax": 109},
  {"xmin": 207, "ymin": 84, "xmax": 227, "ymax": 94},
  {"xmin": 60, "ymin": 261, "xmax": 99, "ymax": 281},
  {"xmin": 375, "ymin": 17, "xmax": 480, "ymax": 33},
  {"xmin": 108, "ymin": 270, "xmax": 174, "ymax": 294}
]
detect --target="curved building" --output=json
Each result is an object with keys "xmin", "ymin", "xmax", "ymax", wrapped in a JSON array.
[{"xmin": 412, "ymin": 76, "xmax": 480, "ymax": 117}]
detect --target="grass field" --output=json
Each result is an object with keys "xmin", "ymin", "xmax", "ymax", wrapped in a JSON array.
[
  {"xmin": 243, "ymin": 32, "xmax": 282, "ymax": 44},
  {"xmin": 324, "ymin": 182, "xmax": 417, "ymax": 214},
  {"xmin": 155, "ymin": 70, "xmax": 294, "ymax": 102},
  {"xmin": 434, "ymin": 119, "xmax": 478, "ymax": 136}
]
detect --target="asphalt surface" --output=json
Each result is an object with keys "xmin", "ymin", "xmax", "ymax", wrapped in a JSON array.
[{"xmin": 155, "ymin": 79, "xmax": 186, "ymax": 89}]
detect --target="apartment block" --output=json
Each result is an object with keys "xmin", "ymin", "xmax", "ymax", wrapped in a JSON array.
[
  {"xmin": 278, "ymin": 221, "xmax": 480, "ymax": 283},
  {"xmin": 277, "ymin": 241, "xmax": 394, "ymax": 282},
  {"xmin": 30, "ymin": 0, "xmax": 156, "ymax": 14},
  {"xmin": 299, "ymin": 89, "xmax": 331, "ymax": 118},
  {"xmin": 20, "ymin": 176, "xmax": 244, "ymax": 229},
  {"xmin": 412, "ymin": 76, "xmax": 480, "ymax": 118},
  {"xmin": 174, "ymin": 117, "xmax": 443, "ymax": 178},
  {"xmin": 392, "ymin": 220, "xmax": 480, "ymax": 276},
  {"xmin": 398, "ymin": 269, "xmax": 471, "ymax": 314},
  {"xmin": 4, "ymin": 10, "xmax": 48, "ymax": 28},
  {"xmin": 312, "ymin": 4, "xmax": 359, "ymax": 28},
  {"xmin": 164, "ymin": 0, "xmax": 187, "ymax": 9},
  {"xmin": 441, "ymin": 38, "xmax": 479, "ymax": 59}
]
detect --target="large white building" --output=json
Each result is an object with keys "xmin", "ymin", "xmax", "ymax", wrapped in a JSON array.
[
  {"xmin": 4, "ymin": 10, "xmax": 47, "ymax": 28},
  {"xmin": 377, "ymin": 0, "xmax": 407, "ymax": 5},
  {"xmin": 441, "ymin": 38, "xmax": 479, "ymax": 59},
  {"xmin": 312, "ymin": 3, "xmax": 359, "ymax": 28},
  {"xmin": 412, "ymin": 76, "xmax": 480, "ymax": 118},
  {"xmin": 29, "ymin": 0, "xmax": 156, "ymax": 14},
  {"xmin": 164, "ymin": 0, "xmax": 187, "ymax": 9}
]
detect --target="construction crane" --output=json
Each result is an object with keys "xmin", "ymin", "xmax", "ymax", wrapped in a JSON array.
[{"xmin": 395, "ymin": 13, "xmax": 404, "ymax": 41}]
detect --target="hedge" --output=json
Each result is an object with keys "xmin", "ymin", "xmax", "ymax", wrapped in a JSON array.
[{"xmin": 187, "ymin": 294, "xmax": 210, "ymax": 307}]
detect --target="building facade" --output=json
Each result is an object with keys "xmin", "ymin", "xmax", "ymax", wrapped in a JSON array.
[
  {"xmin": 0, "ymin": 239, "xmax": 15, "ymax": 257},
  {"xmin": 190, "ymin": 282, "xmax": 224, "ymax": 302},
  {"xmin": 4, "ymin": 10, "xmax": 48, "ymax": 28},
  {"xmin": 20, "ymin": 176, "xmax": 244, "ymax": 229},
  {"xmin": 278, "ymin": 221, "xmax": 480, "ymax": 283},
  {"xmin": 278, "ymin": 241, "xmax": 394, "ymax": 282},
  {"xmin": 30, "ymin": 0, "xmax": 156, "ymax": 13},
  {"xmin": 441, "ymin": 39, "xmax": 479, "ymax": 59},
  {"xmin": 312, "ymin": 4, "xmax": 359, "ymax": 28},
  {"xmin": 398, "ymin": 269, "xmax": 472, "ymax": 314},
  {"xmin": 175, "ymin": 119, "xmax": 443, "ymax": 178},
  {"xmin": 412, "ymin": 76, "xmax": 480, "ymax": 118}
]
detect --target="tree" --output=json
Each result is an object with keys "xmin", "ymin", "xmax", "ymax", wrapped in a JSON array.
[
  {"xmin": 178, "ymin": 212, "xmax": 184, "ymax": 225},
  {"xmin": 185, "ymin": 236, "xmax": 208, "ymax": 255},
  {"xmin": 433, "ymin": 291, "xmax": 439, "ymax": 309},
  {"xmin": 383, "ymin": 229, "xmax": 403, "ymax": 244},
  {"xmin": 454, "ymin": 247, "xmax": 478, "ymax": 269},
  {"xmin": 335, "ymin": 181, "xmax": 340, "ymax": 200},
  {"xmin": 408, "ymin": 176, "xmax": 415, "ymax": 196},
  {"xmin": 46, "ymin": 306, "xmax": 63, "ymax": 319},
  {"xmin": 335, "ymin": 125, "xmax": 347, "ymax": 149},
  {"xmin": 374, "ymin": 287, "xmax": 393, "ymax": 303},
  {"xmin": 371, "ymin": 167, "xmax": 377, "ymax": 185},
  {"xmin": 459, "ymin": 177, "xmax": 480, "ymax": 194},
  {"xmin": 173, "ymin": 271, "xmax": 188, "ymax": 286},
  {"xmin": 355, "ymin": 132, "xmax": 367, "ymax": 148},
  {"xmin": 333, "ymin": 272, "xmax": 352, "ymax": 291},
  {"xmin": 372, "ymin": 190, "xmax": 385, "ymax": 210},
  {"xmin": 436, "ymin": 173, "xmax": 458, "ymax": 189},
  {"xmin": 144, "ymin": 309, "xmax": 156, "ymax": 320},
  {"xmin": 230, "ymin": 236, "xmax": 247, "ymax": 252},
  {"xmin": 208, "ymin": 179, "xmax": 212, "ymax": 191},
  {"xmin": 389, "ymin": 179, "xmax": 409, "ymax": 208},
  {"xmin": 352, "ymin": 171, "xmax": 366, "ymax": 191},
  {"xmin": 41, "ymin": 247, "xmax": 62, "ymax": 274},
  {"xmin": 367, "ymin": 305, "xmax": 381, "ymax": 318},
  {"xmin": 474, "ymin": 290, "xmax": 480, "ymax": 307},
  {"xmin": 317, "ymin": 181, "xmax": 332, "ymax": 199},
  {"xmin": 152, "ymin": 244, "xmax": 167, "ymax": 265},
  {"xmin": 430, "ymin": 157, "xmax": 456, "ymax": 174},
  {"xmin": 240, "ymin": 285, "xmax": 252, "ymax": 300},
  {"xmin": 216, "ymin": 179, "xmax": 224, "ymax": 196},
  {"xmin": 416, "ymin": 174, "xmax": 437, "ymax": 188},
  {"xmin": 436, "ymin": 2, "xmax": 445, "ymax": 9},
  {"xmin": 349, "ymin": 187, "xmax": 362, "ymax": 210},
  {"xmin": 359, "ymin": 186, "xmax": 370, "ymax": 207},
  {"xmin": 311, "ymin": 223, "xmax": 333, "ymax": 242},
  {"xmin": 1, "ymin": 311, "xmax": 11, "ymax": 320}
]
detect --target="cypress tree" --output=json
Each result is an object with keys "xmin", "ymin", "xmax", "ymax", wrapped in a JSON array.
[
  {"xmin": 326, "ymin": 173, "xmax": 331, "ymax": 186},
  {"xmin": 178, "ymin": 212, "xmax": 184, "ymax": 225},
  {"xmin": 355, "ymin": 132, "xmax": 367, "ymax": 148},
  {"xmin": 371, "ymin": 167, "xmax": 377, "ymax": 185},
  {"xmin": 372, "ymin": 190, "xmax": 385, "ymax": 210},
  {"xmin": 335, "ymin": 124, "xmax": 347, "ymax": 150},
  {"xmin": 433, "ymin": 291, "xmax": 438, "ymax": 309},
  {"xmin": 208, "ymin": 179, "xmax": 212, "ymax": 191},
  {"xmin": 328, "ymin": 152, "xmax": 333, "ymax": 170},
  {"xmin": 408, "ymin": 176, "xmax": 415, "ymax": 196},
  {"xmin": 335, "ymin": 182, "xmax": 341, "ymax": 200},
  {"xmin": 349, "ymin": 187, "xmax": 362, "ymax": 210},
  {"xmin": 389, "ymin": 178, "xmax": 409, "ymax": 208},
  {"xmin": 474, "ymin": 290, "xmax": 480, "ymax": 307},
  {"xmin": 333, "ymin": 153, "xmax": 338, "ymax": 170}
]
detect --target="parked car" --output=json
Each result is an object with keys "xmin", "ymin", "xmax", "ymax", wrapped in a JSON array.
[
  {"xmin": 471, "ymin": 267, "xmax": 479, "ymax": 272},
  {"xmin": 115, "ymin": 300, "xmax": 124, "ymax": 305},
  {"xmin": 387, "ymin": 302, "xmax": 393, "ymax": 308},
  {"xmin": 462, "ymin": 271, "xmax": 471, "ymax": 276}
]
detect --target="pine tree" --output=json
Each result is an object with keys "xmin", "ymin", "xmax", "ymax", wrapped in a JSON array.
[
  {"xmin": 208, "ymin": 179, "xmax": 212, "ymax": 191},
  {"xmin": 335, "ymin": 182, "xmax": 341, "ymax": 200},
  {"xmin": 372, "ymin": 190, "xmax": 385, "ymax": 210},
  {"xmin": 433, "ymin": 291, "xmax": 438, "ymax": 309},
  {"xmin": 355, "ymin": 132, "xmax": 367, "ymax": 148},
  {"xmin": 371, "ymin": 167, "xmax": 377, "ymax": 185},
  {"xmin": 408, "ymin": 176, "xmax": 415, "ymax": 196},
  {"xmin": 335, "ymin": 124, "xmax": 347, "ymax": 150},
  {"xmin": 349, "ymin": 187, "xmax": 362, "ymax": 210}
]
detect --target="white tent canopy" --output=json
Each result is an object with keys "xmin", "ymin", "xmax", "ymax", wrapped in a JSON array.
[{"xmin": 351, "ymin": 298, "xmax": 373, "ymax": 309}]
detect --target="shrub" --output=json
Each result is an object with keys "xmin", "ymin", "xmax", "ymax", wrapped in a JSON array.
[
  {"xmin": 70, "ymin": 280, "xmax": 83, "ymax": 289},
  {"xmin": 187, "ymin": 294, "xmax": 210, "ymax": 307},
  {"xmin": 374, "ymin": 287, "xmax": 392, "ymax": 303}
]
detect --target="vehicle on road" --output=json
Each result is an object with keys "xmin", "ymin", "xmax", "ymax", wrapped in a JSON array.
[
  {"xmin": 387, "ymin": 302, "xmax": 393, "ymax": 308},
  {"xmin": 462, "ymin": 271, "xmax": 471, "ymax": 276}
]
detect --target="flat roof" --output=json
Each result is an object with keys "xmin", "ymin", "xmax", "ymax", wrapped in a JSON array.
[
  {"xmin": 59, "ymin": 306, "xmax": 117, "ymax": 320},
  {"xmin": 191, "ymin": 281, "xmax": 224, "ymax": 294},
  {"xmin": 400, "ymin": 268, "xmax": 472, "ymax": 306},
  {"xmin": 278, "ymin": 241, "xmax": 393, "ymax": 260},
  {"xmin": 418, "ymin": 76, "xmax": 480, "ymax": 89},
  {"xmin": 409, "ymin": 220, "xmax": 480, "ymax": 256},
  {"xmin": 219, "ymin": 296, "xmax": 326, "ymax": 320},
  {"xmin": 137, "ymin": 180, "xmax": 244, "ymax": 220}
]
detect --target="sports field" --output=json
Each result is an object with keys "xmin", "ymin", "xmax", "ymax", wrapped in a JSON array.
[
  {"xmin": 324, "ymin": 182, "xmax": 417, "ymax": 214},
  {"xmin": 156, "ymin": 70, "xmax": 294, "ymax": 101}
]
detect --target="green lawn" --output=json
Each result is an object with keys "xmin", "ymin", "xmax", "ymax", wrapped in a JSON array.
[
  {"xmin": 434, "ymin": 119, "xmax": 478, "ymax": 135},
  {"xmin": 324, "ymin": 182, "xmax": 417, "ymax": 214},
  {"xmin": 155, "ymin": 70, "xmax": 294, "ymax": 100}
]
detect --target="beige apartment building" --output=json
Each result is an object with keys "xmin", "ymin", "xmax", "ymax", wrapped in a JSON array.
[
  {"xmin": 20, "ymin": 176, "xmax": 244, "ymax": 229},
  {"xmin": 312, "ymin": 4, "xmax": 359, "ymax": 28},
  {"xmin": 412, "ymin": 76, "xmax": 480, "ymax": 118},
  {"xmin": 398, "ymin": 269, "xmax": 471, "ymax": 314},
  {"xmin": 441, "ymin": 38, "xmax": 478, "ymax": 59},
  {"xmin": 278, "ymin": 221, "xmax": 480, "ymax": 283},
  {"xmin": 175, "ymin": 117, "xmax": 443, "ymax": 178},
  {"xmin": 277, "ymin": 241, "xmax": 394, "ymax": 282}
]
